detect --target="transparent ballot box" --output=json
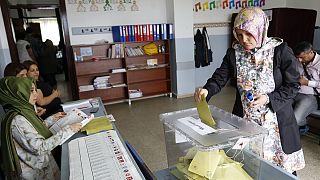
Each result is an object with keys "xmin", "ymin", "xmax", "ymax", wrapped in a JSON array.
[{"xmin": 159, "ymin": 105, "xmax": 298, "ymax": 180}]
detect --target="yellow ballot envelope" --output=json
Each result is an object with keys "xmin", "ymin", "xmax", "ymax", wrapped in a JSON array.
[
  {"xmin": 212, "ymin": 162, "xmax": 253, "ymax": 180},
  {"xmin": 188, "ymin": 150, "xmax": 221, "ymax": 179},
  {"xmin": 196, "ymin": 94, "xmax": 216, "ymax": 127},
  {"xmin": 176, "ymin": 163, "xmax": 203, "ymax": 180}
]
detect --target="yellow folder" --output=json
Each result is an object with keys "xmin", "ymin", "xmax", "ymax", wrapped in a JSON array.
[{"xmin": 81, "ymin": 116, "xmax": 113, "ymax": 134}]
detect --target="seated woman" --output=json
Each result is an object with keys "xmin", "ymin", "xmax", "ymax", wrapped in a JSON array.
[
  {"xmin": 23, "ymin": 60, "xmax": 62, "ymax": 119},
  {"xmin": 0, "ymin": 77, "xmax": 81, "ymax": 179},
  {"xmin": 4, "ymin": 62, "xmax": 27, "ymax": 77},
  {"xmin": 3, "ymin": 62, "xmax": 46, "ymax": 117}
]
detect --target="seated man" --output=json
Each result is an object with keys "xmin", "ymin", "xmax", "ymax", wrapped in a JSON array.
[{"xmin": 292, "ymin": 41, "xmax": 320, "ymax": 134}]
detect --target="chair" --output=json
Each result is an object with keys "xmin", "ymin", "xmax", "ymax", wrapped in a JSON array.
[
  {"xmin": 307, "ymin": 110, "xmax": 320, "ymax": 144},
  {"xmin": 306, "ymin": 50, "xmax": 320, "ymax": 144}
]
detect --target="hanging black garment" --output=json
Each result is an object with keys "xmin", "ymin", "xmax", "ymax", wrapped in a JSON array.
[
  {"xmin": 202, "ymin": 27, "xmax": 213, "ymax": 66},
  {"xmin": 194, "ymin": 27, "xmax": 213, "ymax": 68},
  {"xmin": 194, "ymin": 29, "xmax": 204, "ymax": 68}
]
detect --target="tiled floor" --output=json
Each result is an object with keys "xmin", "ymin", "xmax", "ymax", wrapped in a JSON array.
[{"xmin": 58, "ymin": 74, "xmax": 320, "ymax": 179}]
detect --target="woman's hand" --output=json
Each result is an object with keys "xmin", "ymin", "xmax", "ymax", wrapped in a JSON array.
[
  {"xmin": 53, "ymin": 112, "xmax": 67, "ymax": 121},
  {"xmin": 248, "ymin": 94, "xmax": 269, "ymax": 108},
  {"xmin": 69, "ymin": 123, "xmax": 82, "ymax": 133},
  {"xmin": 194, "ymin": 88, "xmax": 208, "ymax": 103},
  {"xmin": 36, "ymin": 107, "xmax": 46, "ymax": 116}
]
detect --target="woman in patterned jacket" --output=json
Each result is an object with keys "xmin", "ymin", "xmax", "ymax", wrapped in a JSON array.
[
  {"xmin": 0, "ymin": 77, "xmax": 81, "ymax": 179},
  {"xmin": 194, "ymin": 7, "xmax": 305, "ymax": 175}
]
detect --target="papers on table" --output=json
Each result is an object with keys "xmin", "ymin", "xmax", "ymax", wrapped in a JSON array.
[
  {"xmin": 49, "ymin": 108, "xmax": 89, "ymax": 134},
  {"xmin": 106, "ymin": 114, "xmax": 116, "ymax": 122},
  {"xmin": 59, "ymin": 114, "xmax": 94, "ymax": 145},
  {"xmin": 62, "ymin": 99, "xmax": 93, "ymax": 112},
  {"xmin": 68, "ymin": 131, "xmax": 143, "ymax": 180}
]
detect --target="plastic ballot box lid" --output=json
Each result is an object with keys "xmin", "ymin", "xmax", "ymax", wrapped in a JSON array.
[{"xmin": 160, "ymin": 105, "xmax": 268, "ymax": 150}]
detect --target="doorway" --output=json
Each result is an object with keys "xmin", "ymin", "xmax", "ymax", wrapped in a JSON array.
[{"xmin": 0, "ymin": 0, "xmax": 77, "ymax": 100}]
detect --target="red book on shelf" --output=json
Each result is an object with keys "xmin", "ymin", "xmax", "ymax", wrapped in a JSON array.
[
  {"xmin": 149, "ymin": 24, "xmax": 154, "ymax": 41},
  {"xmin": 125, "ymin": 26, "xmax": 129, "ymax": 42},
  {"xmin": 134, "ymin": 25, "xmax": 138, "ymax": 42},
  {"xmin": 139, "ymin": 25, "xmax": 144, "ymax": 41},
  {"xmin": 136, "ymin": 25, "xmax": 140, "ymax": 41},
  {"xmin": 143, "ymin": 25, "xmax": 148, "ymax": 41},
  {"xmin": 145, "ymin": 24, "xmax": 150, "ymax": 41}
]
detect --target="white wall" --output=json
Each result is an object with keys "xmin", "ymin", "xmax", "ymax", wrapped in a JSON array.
[
  {"xmin": 0, "ymin": 9, "xmax": 9, "ymax": 50},
  {"xmin": 172, "ymin": 0, "xmax": 196, "ymax": 97},
  {"xmin": 0, "ymin": 8, "xmax": 11, "ymax": 78},
  {"xmin": 194, "ymin": 0, "xmax": 287, "ymax": 35},
  {"xmin": 65, "ymin": 0, "xmax": 168, "ymax": 45},
  {"xmin": 193, "ymin": 0, "xmax": 290, "ymax": 88}
]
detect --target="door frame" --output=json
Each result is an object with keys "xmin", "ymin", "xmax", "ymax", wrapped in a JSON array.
[{"xmin": 0, "ymin": 0, "xmax": 77, "ymax": 99}]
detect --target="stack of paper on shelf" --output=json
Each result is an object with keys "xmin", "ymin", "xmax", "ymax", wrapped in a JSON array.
[
  {"xmin": 147, "ymin": 58, "xmax": 158, "ymax": 66},
  {"xmin": 112, "ymin": 68, "xmax": 126, "ymax": 73},
  {"xmin": 111, "ymin": 83, "xmax": 126, "ymax": 88},
  {"xmin": 171, "ymin": 148, "xmax": 253, "ymax": 180},
  {"xmin": 129, "ymin": 89, "xmax": 143, "ymax": 98},
  {"xmin": 93, "ymin": 76, "xmax": 111, "ymax": 89},
  {"xmin": 79, "ymin": 85, "xmax": 94, "ymax": 92}
]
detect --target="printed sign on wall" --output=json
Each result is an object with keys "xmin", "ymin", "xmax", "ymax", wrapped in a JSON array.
[{"xmin": 193, "ymin": 0, "xmax": 266, "ymax": 12}]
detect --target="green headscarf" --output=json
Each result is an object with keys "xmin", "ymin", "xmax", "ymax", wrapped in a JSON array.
[{"xmin": 0, "ymin": 77, "xmax": 52, "ymax": 178}]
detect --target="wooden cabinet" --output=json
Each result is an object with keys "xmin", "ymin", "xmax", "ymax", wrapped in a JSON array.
[{"xmin": 72, "ymin": 40, "xmax": 171, "ymax": 105}]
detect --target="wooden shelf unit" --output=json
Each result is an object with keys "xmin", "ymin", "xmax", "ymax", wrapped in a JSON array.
[{"xmin": 72, "ymin": 40, "xmax": 172, "ymax": 104}]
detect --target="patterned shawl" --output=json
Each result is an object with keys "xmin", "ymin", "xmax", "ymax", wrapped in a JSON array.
[
  {"xmin": 233, "ymin": 7, "xmax": 269, "ymax": 48},
  {"xmin": 0, "ymin": 77, "xmax": 52, "ymax": 178}
]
